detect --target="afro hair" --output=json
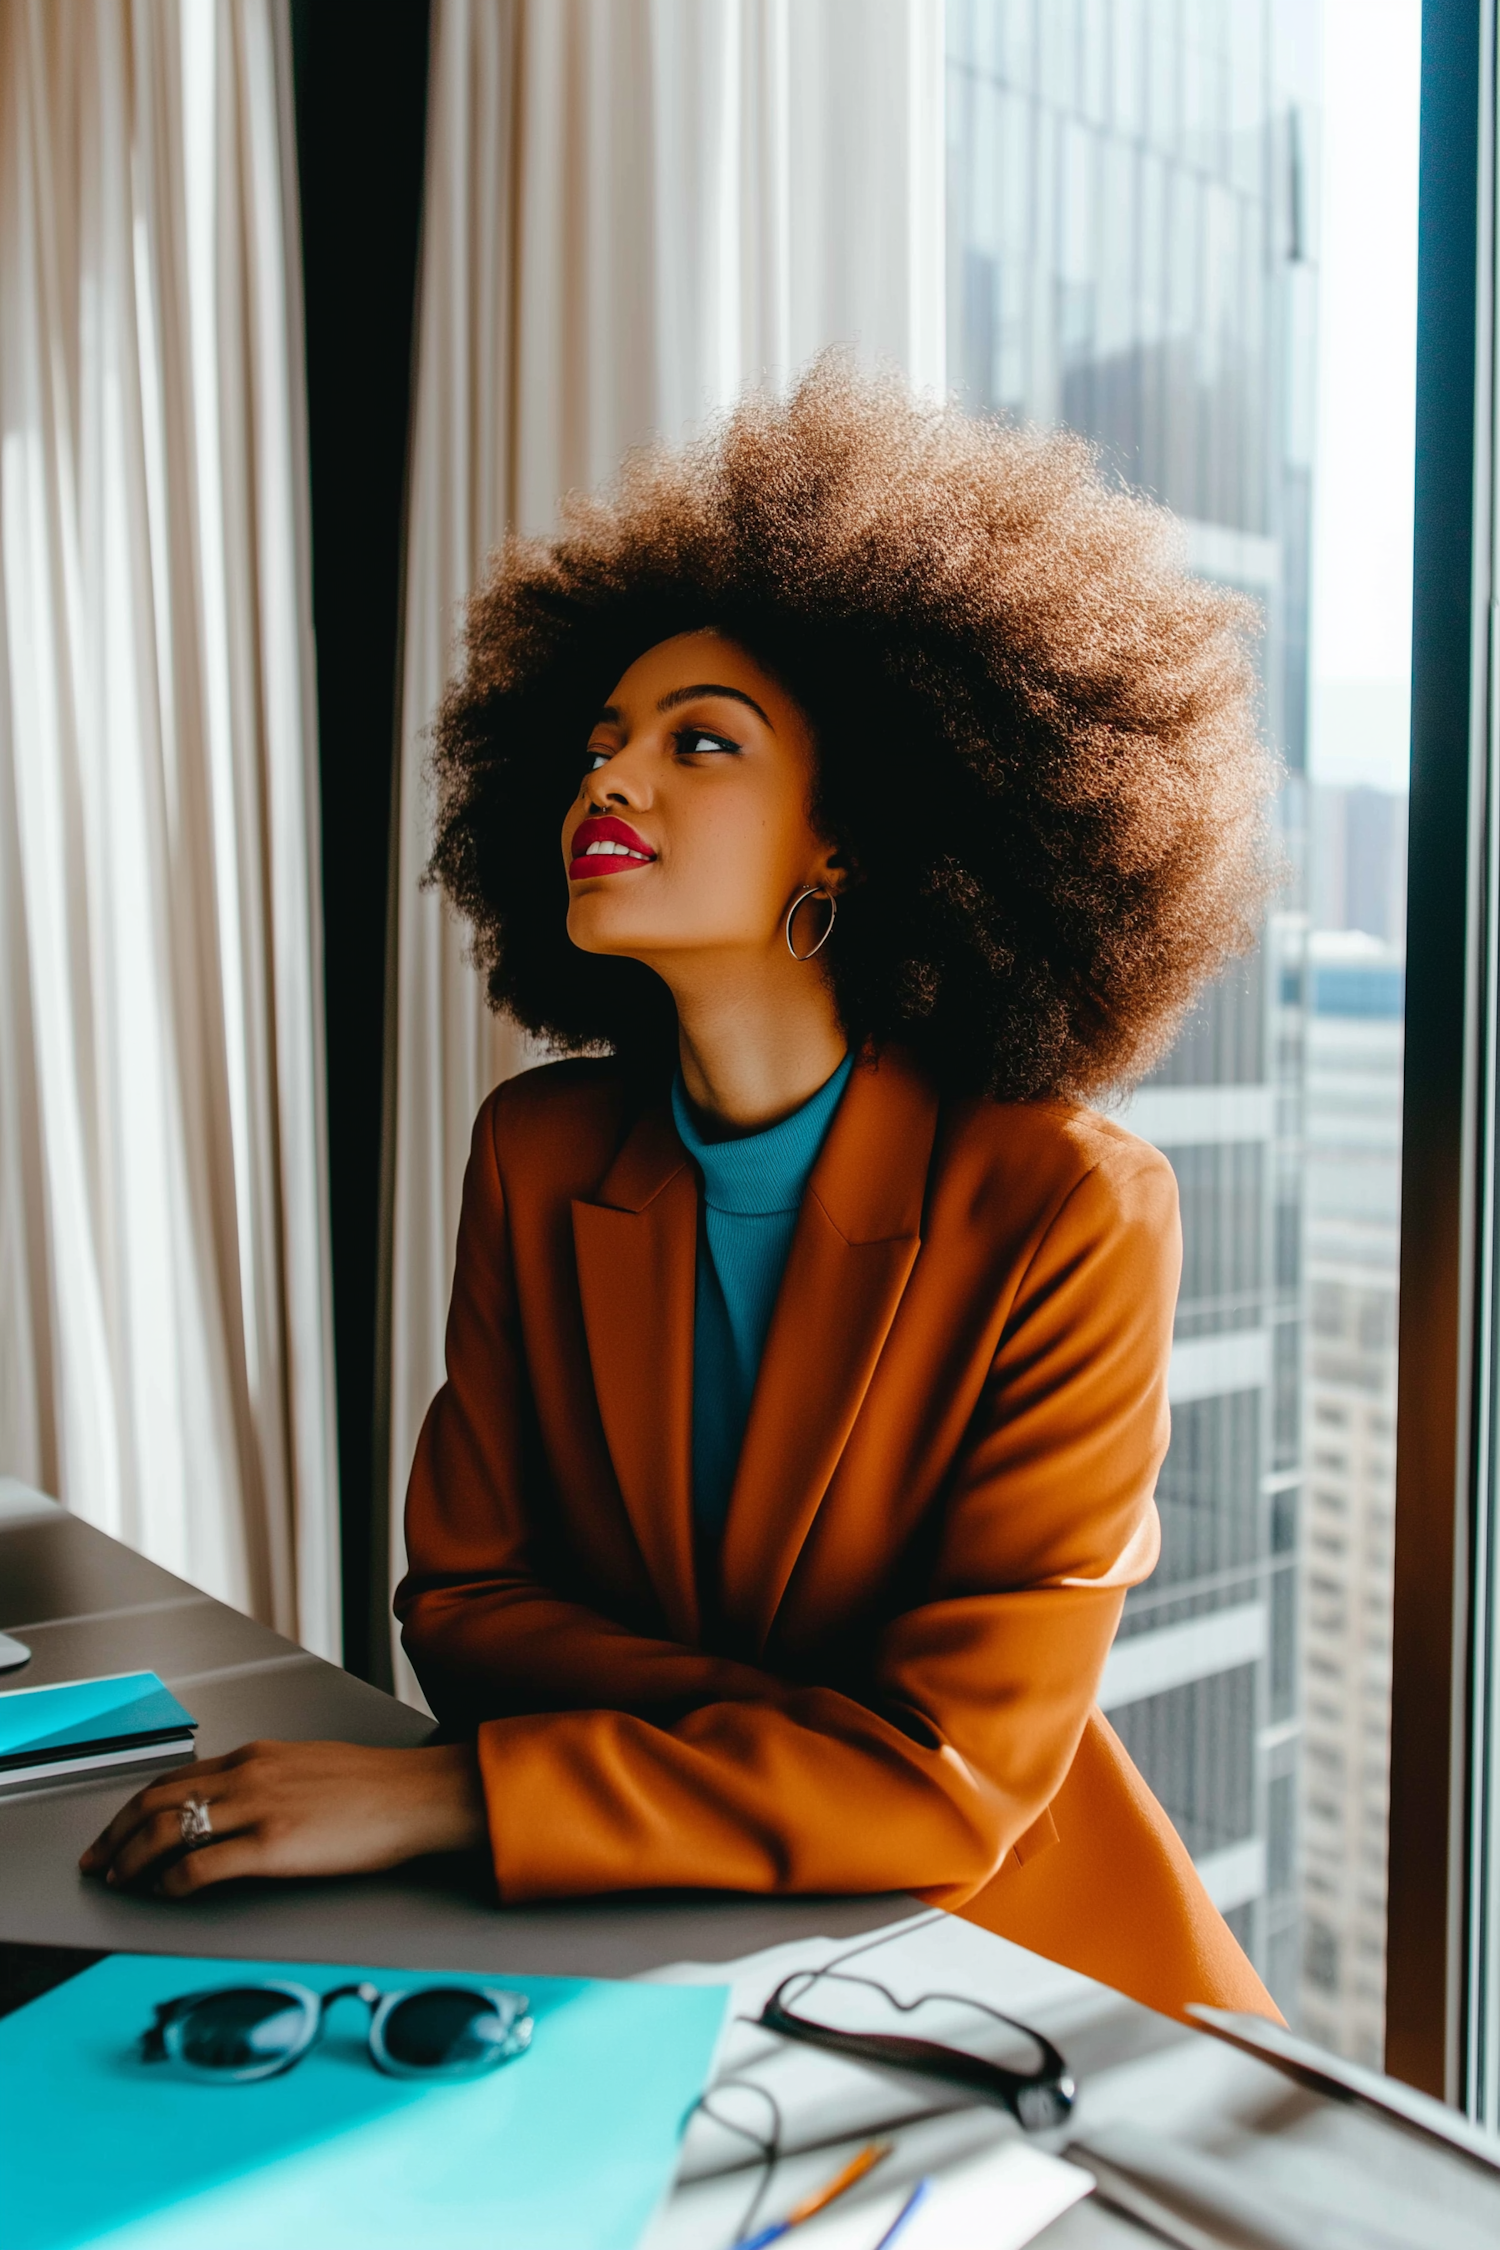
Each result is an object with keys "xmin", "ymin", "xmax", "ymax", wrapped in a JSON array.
[{"xmin": 427, "ymin": 357, "xmax": 1277, "ymax": 1102}]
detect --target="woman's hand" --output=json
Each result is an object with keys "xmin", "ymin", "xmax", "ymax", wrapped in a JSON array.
[{"xmin": 78, "ymin": 1739, "xmax": 487, "ymax": 1898}]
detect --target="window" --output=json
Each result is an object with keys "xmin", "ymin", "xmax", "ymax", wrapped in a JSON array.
[{"xmin": 948, "ymin": 0, "xmax": 1416, "ymax": 2074}]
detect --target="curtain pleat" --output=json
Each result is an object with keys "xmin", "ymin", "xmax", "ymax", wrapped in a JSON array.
[
  {"xmin": 0, "ymin": 0, "xmax": 339, "ymax": 1658},
  {"xmin": 385, "ymin": 0, "xmax": 945, "ymax": 1699}
]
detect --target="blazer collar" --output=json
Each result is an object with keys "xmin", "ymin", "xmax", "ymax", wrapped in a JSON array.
[
  {"xmin": 571, "ymin": 1094, "xmax": 699, "ymax": 1643},
  {"xmin": 588, "ymin": 1096, "xmax": 687, "ymax": 1214},
  {"xmin": 571, "ymin": 1047, "xmax": 939, "ymax": 1652},
  {"xmin": 787, "ymin": 1044, "xmax": 935, "ymax": 1243},
  {"xmin": 719, "ymin": 1047, "xmax": 938, "ymax": 1650}
]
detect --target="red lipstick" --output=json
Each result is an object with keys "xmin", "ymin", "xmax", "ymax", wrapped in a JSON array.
[{"xmin": 569, "ymin": 814, "xmax": 657, "ymax": 881}]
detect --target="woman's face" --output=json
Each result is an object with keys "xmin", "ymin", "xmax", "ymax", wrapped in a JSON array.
[{"xmin": 561, "ymin": 630, "xmax": 841, "ymax": 967}]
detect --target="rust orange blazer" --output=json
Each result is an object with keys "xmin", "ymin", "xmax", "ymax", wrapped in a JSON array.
[{"xmin": 396, "ymin": 1044, "xmax": 1277, "ymax": 2024}]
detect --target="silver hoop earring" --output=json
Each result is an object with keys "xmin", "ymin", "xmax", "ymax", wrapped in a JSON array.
[{"xmin": 785, "ymin": 886, "xmax": 836, "ymax": 961}]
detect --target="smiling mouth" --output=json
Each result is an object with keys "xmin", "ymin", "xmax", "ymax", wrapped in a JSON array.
[{"xmin": 569, "ymin": 816, "xmax": 657, "ymax": 881}]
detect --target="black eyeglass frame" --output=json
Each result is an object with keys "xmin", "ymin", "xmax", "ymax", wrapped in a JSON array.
[
  {"xmin": 141, "ymin": 1978, "xmax": 533, "ymax": 2083},
  {"xmin": 759, "ymin": 1967, "xmax": 1075, "ymax": 2132}
]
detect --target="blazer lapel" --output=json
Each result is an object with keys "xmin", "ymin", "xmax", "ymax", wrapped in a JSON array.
[
  {"xmin": 572, "ymin": 1100, "xmax": 700, "ymax": 1646},
  {"xmin": 719, "ymin": 1048, "xmax": 939, "ymax": 1653}
]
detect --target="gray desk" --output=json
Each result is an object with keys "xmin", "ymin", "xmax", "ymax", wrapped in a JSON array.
[
  {"xmin": 6, "ymin": 1478, "xmax": 1500, "ymax": 2248},
  {"xmin": 0, "ymin": 1479, "xmax": 903, "ymax": 1979}
]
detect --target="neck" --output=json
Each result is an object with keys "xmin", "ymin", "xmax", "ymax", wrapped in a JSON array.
[{"xmin": 664, "ymin": 953, "xmax": 849, "ymax": 1136}]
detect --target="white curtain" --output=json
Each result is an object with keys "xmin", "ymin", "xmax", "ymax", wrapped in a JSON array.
[
  {"xmin": 0, "ymin": 0, "xmax": 339, "ymax": 1658},
  {"xmin": 387, "ymin": 0, "xmax": 946, "ymax": 1697}
]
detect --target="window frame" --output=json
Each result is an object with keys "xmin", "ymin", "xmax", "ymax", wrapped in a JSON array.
[{"xmin": 1389, "ymin": 0, "xmax": 1500, "ymax": 2120}]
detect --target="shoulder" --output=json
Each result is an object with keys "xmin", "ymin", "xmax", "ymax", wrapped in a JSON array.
[
  {"xmin": 472, "ymin": 1055, "xmax": 649, "ymax": 1197},
  {"xmin": 482, "ymin": 1054, "xmax": 624, "ymax": 1126},
  {"xmin": 478, "ymin": 1053, "xmax": 625, "ymax": 1145},
  {"xmin": 934, "ymin": 1088, "xmax": 1178, "ymax": 1236},
  {"xmin": 938, "ymin": 1084, "xmax": 1174, "ymax": 1182}
]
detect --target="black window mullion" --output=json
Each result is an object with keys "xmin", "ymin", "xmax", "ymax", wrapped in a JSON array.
[{"xmin": 1389, "ymin": 0, "xmax": 1496, "ymax": 2114}]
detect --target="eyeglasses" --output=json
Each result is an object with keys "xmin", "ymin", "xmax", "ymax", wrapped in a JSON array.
[
  {"xmin": 760, "ymin": 1967, "xmax": 1074, "ymax": 2132},
  {"xmin": 140, "ymin": 1979, "xmax": 533, "ymax": 2084}
]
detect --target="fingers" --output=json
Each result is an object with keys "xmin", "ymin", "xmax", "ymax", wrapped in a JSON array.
[
  {"xmin": 102, "ymin": 1797, "xmax": 246, "ymax": 1890},
  {"xmin": 80, "ymin": 1776, "xmax": 198, "ymax": 1875},
  {"xmin": 74, "ymin": 1738, "xmax": 477, "ymax": 1898},
  {"xmin": 96, "ymin": 1806, "xmax": 183, "ymax": 1887},
  {"xmin": 78, "ymin": 1741, "xmax": 271, "ymax": 1877},
  {"xmin": 153, "ymin": 1834, "xmax": 268, "ymax": 1899}
]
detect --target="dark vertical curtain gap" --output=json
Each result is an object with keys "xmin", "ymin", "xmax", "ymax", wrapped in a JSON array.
[{"xmin": 291, "ymin": 0, "xmax": 432, "ymax": 1683}]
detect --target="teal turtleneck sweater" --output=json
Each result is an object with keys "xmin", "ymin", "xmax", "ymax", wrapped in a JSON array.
[{"xmin": 671, "ymin": 1052, "xmax": 854, "ymax": 1543}]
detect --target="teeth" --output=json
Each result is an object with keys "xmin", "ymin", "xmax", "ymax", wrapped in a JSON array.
[{"xmin": 583, "ymin": 840, "xmax": 648, "ymax": 858}]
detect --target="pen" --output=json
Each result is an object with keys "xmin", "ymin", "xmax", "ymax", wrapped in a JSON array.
[
  {"xmin": 871, "ymin": 2178, "xmax": 930, "ymax": 2249},
  {"xmin": 733, "ymin": 2139, "xmax": 893, "ymax": 2250}
]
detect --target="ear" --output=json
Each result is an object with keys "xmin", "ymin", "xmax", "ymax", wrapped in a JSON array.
[{"xmin": 811, "ymin": 841, "xmax": 860, "ymax": 896}]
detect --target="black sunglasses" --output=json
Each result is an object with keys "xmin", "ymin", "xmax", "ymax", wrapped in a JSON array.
[
  {"xmin": 760, "ymin": 1968, "xmax": 1075, "ymax": 2131},
  {"xmin": 140, "ymin": 1979, "xmax": 533, "ymax": 2084}
]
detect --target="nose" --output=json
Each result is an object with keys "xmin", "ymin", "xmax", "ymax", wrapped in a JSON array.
[{"xmin": 584, "ymin": 742, "xmax": 650, "ymax": 812}]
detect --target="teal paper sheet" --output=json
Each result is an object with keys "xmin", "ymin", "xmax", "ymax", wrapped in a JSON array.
[{"xmin": 0, "ymin": 1952, "xmax": 728, "ymax": 2250}]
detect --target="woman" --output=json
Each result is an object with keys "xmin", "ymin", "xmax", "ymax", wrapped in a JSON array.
[{"xmin": 83, "ymin": 365, "xmax": 1278, "ymax": 2020}]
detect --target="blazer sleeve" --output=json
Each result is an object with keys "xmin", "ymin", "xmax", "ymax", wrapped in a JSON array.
[{"xmin": 402, "ymin": 1110, "xmax": 1180, "ymax": 1906}]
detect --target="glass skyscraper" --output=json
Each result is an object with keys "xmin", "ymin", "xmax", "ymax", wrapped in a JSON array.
[{"xmin": 947, "ymin": 0, "xmax": 1320, "ymax": 2010}]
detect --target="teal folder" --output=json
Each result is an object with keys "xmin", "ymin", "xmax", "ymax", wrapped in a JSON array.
[
  {"xmin": 0, "ymin": 1952, "xmax": 729, "ymax": 2250},
  {"xmin": 0, "ymin": 1671, "xmax": 196, "ymax": 1781}
]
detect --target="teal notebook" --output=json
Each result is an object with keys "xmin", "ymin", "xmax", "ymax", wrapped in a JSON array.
[
  {"xmin": 0, "ymin": 1952, "xmax": 728, "ymax": 2250},
  {"xmin": 0, "ymin": 1671, "xmax": 196, "ymax": 1787}
]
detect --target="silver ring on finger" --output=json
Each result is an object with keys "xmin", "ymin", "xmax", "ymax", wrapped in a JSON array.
[{"xmin": 178, "ymin": 1794, "xmax": 213, "ymax": 1848}]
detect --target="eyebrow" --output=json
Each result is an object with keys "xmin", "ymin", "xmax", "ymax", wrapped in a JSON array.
[
  {"xmin": 657, "ymin": 682, "xmax": 773, "ymax": 727},
  {"xmin": 591, "ymin": 682, "xmax": 775, "ymax": 732}
]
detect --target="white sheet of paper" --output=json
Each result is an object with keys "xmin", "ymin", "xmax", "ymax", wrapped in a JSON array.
[{"xmin": 797, "ymin": 2140, "xmax": 1094, "ymax": 2250}]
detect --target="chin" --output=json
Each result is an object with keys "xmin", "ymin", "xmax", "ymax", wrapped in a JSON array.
[{"xmin": 566, "ymin": 901, "xmax": 649, "ymax": 955}]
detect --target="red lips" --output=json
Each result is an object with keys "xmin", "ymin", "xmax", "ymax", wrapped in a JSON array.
[{"xmin": 568, "ymin": 814, "xmax": 657, "ymax": 881}]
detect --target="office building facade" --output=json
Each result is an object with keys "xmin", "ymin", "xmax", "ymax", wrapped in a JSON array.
[
  {"xmin": 1296, "ymin": 937, "xmax": 1401, "ymax": 2062},
  {"xmin": 947, "ymin": 0, "xmax": 1319, "ymax": 2005}
]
